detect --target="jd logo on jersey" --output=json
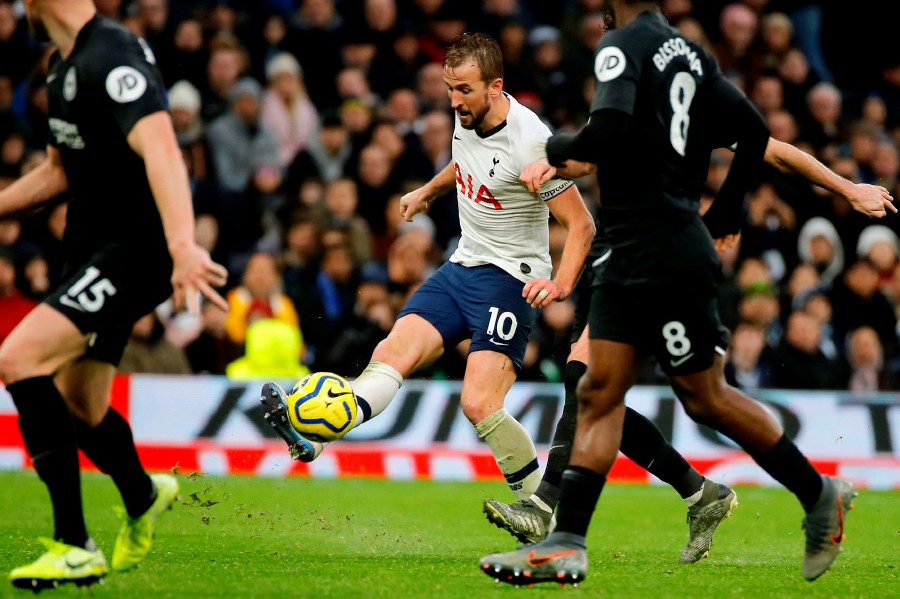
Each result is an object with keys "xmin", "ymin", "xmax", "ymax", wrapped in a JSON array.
[
  {"xmin": 106, "ymin": 66, "xmax": 148, "ymax": 103},
  {"xmin": 594, "ymin": 46, "xmax": 627, "ymax": 82}
]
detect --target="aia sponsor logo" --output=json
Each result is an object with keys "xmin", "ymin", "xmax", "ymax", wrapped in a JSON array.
[{"xmin": 455, "ymin": 162, "xmax": 502, "ymax": 209}]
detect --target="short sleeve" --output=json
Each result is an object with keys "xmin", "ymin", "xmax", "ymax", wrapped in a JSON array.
[
  {"xmin": 589, "ymin": 37, "xmax": 643, "ymax": 115},
  {"xmin": 516, "ymin": 112, "xmax": 574, "ymax": 201},
  {"xmin": 89, "ymin": 35, "xmax": 168, "ymax": 137}
]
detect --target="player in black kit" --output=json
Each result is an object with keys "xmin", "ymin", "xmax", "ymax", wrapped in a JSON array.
[
  {"xmin": 0, "ymin": 0, "xmax": 228, "ymax": 590},
  {"xmin": 479, "ymin": 0, "xmax": 881, "ymax": 585}
]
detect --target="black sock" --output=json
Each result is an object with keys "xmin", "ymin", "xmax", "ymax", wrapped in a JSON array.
[
  {"xmin": 75, "ymin": 409, "xmax": 155, "ymax": 519},
  {"xmin": 750, "ymin": 434, "xmax": 823, "ymax": 508},
  {"xmin": 536, "ymin": 360, "xmax": 585, "ymax": 507},
  {"xmin": 553, "ymin": 466, "xmax": 606, "ymax": 538},
  {"xmin": 620, "ymin": 407, "xmax": 705, "ymax": 498},
  {"xmin": 7, "ymin": 377, "xmax": 89, "ymax": 547}
]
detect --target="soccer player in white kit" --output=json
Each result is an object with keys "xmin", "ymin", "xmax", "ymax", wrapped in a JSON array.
[{"xmin": 262, "ymin": 32, "xmax": 594, "ymax": 504}]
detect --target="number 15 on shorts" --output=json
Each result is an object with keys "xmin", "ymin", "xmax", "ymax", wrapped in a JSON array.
[{"xmin": 60, "ymin": 266, "xmax": 117, "ymax": 313}]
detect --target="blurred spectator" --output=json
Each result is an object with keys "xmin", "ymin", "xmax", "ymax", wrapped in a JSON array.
[
  {"xmin": 184, "ymin": 303, "xmax": 231, "ymax": 374},
  {"xmin": 416, "ymin": 62, "xmax": 448, "ymax": 113},
  {"xmin": 0, "ymin": 249, "xmax": 36, "ymax": 344},
  {"xmin": 285, "ymin": 112, "xmax": 353, "ymax": 196},
  {"xmin": 740, "ymin": 182, "xmax": 796, "ymax": 279},
  {"xmin": 714, "ymin": 4, "xmax": 759, "ymax": 78},
  {"xmin": 323, "ymin": 178, "xmax": 373, "ymax": 262},
  {"xmin": 830, "ymin": 258, "xmax": 900, "ymax": 359},
  {"xmin": 261, "ymin": 53, "xmax": 318, "ymax": 167},
  {"xmin": 526, "ymin": 25, "xmax": 582, "ymax": 127},
  {"xmin": 165, "ymin": 18, "xmax": 207, "ymax": 87},
  {"xmin": 207, "ymin": 78, "xmax": 281, "ymax": 254},
  {"xmin": 845, "ymin": 326, "xmax": 898, "ymax": 392},
  {"xmin": 724, "ymin": 322, "xmax": 775, "ymax": 390},
  {"xmin": 803, "ymin": 83, "xmax": 844, "ymax": 150},
  {"xmin": 370, "ymin": 25, "xmax": 431, "ymax": 99},
  {"xmin": 208, "ymin": 78, "xmax": 281, "ymax": 194},
  {"xmin": 771, "ymin": 310, "xmax": 841, "ymax": 389},
  {"xmin": 0, "ymin": 2, "xmax": 41, "ymax": 85},
  {"xmin": 286, "ymin": 0, "xmax": 345, "ymax": 108},
  {"xmin": 316, "ymin": 268, "xmax": 394, "ymax": 374},
  {"xmin": 298, "ymin": 242, "xmax": 358, "ymax": 363},
  {"xmin": 170, "ymin": 80, "xmax": 203, "ymax": 147},
  {"xmin": 856, "ymin": 225, "xmax": 899, "ymax": 289},
  {"xmin": 281, "ymin": 214, "xmax": 321, "ymax": 303},
  {"xmin": 226, "ymin": 318, "xmax": 310, "ymax": 380},
  {"xmin": 225, "ymin": 251, "xmax": 300, "ymax": 346},
  {"xmin": 119, "ymin": 312, "xmax": 192, "ymax": 375},
  {"xmin": 201, "ymin": 36, "xmax": 248, "ymax": 122},
  {"xmin": 797, "ymin": 216, "xmax": 844, "ymax": 286},
  {"xmin": 355, "ymin": 143, "xmax": 397, "ymax": 234}
]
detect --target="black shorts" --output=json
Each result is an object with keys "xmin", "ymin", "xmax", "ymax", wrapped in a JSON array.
[
  {"xmin": 45, "ymin": 243, "xmax": 173, "ymax": 365},
  {"xmin": 570, "ymin": 247, "xmax": 612, "ymax": 345},
  {"xmin": 587, "ymin": 218, "xmax": 729, "ymax": 376}
]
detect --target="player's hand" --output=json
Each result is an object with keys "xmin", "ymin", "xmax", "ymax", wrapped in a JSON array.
[
  {"xmin": 399, "ymin": 187, "xmax": 433, "ymax": 222},
  {"xmin": 845, "ymin": 183, "xmax": 896, "ymax": 217},
  {"xmin": 713, "ymin": 233, "xmax": 741, "ymax": 257},
  {"xmin": 520, "ymin": 159, "xmax": 557, "ymax": 194},
  {"xmin": 170, "ymin": 243, "xmax": 229, "ymax": 314},
  {"xmin": 523, "ymin": 278, "xmax": 566, "ymax": 309}
]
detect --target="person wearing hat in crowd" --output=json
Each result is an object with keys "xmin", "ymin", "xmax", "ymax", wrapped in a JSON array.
[
  {"xmin": 261, "ymin": 52, "xmax": 318, "ymax": 168},
  {"xmin": 856, "ymin": 224, "xmax": 900, "ymax": 288},
  {"xmin": 207, "ymin": 77, "xmax": 283, "ymax": 256},
  {"xmin": 207, "ymin": 77, "xmax": 281, "ymax": 195},
  {"xmin": 168, "ymin": 79, "xmax": 203, "ymax": 147}
]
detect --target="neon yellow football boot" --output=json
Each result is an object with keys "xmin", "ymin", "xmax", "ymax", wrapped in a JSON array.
[
  {"xmin": 9, "ymin": 537, "xmax": 108, "ymax": 590},
  {"xmin": 111, "ymin": 473, "xmax": 179, "ymax": 571}
]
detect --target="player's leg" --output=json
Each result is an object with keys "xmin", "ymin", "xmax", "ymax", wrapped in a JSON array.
[
  {"xmin": 57, "ymin": 357, "xmax": 179, "ymax": 571},
  {"xmin": 263, "ymin": 263, "xmax": 459, "ymax": 460},
  {"xmin": 670, "ymin": 358, "xmax": 855, "ymax": 580},
  {"xmin": 461, "ymin": 349, "xmax": 543, "ymax": 502},
  {"xmin": 480, "ymin": 337, "xmax": 645, "ymax": 585},
  {"xmin": 0, "ymin": 304, "xmax": 108, "ymax": 589}
]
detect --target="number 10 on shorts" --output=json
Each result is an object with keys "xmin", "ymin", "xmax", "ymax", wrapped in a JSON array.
[{"xmin": 487, "ymin": 306, "xmax": 518, "ymax": 341}]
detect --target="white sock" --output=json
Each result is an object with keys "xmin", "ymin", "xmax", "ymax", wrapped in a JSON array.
[
  {"xmin": 475, "ymin": 408, "xmax": 541, "ymax": 501},
  {"xmin": 349, "ymin": 361, "xmax": 403, "ymax": 429}
]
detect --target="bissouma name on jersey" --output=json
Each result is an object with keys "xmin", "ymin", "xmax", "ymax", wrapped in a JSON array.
[{"xmin": 651, "ymin": 37, "xmax": 704, "ymax": 77}]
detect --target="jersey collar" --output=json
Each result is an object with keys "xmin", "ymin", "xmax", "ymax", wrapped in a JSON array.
[{"xmin": 65, "ymin": 14, "xmax": 101, "ymax": 61}]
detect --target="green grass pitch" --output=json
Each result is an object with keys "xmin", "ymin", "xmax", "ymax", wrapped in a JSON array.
[{"xmin": 0, "ymin": 472, "xmax": 897, "ymax": 598}]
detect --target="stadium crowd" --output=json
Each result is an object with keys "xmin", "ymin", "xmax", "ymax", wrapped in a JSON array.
[{"xmin": 0, "ymin": 0, "xmax": 898, "ymax": 391}]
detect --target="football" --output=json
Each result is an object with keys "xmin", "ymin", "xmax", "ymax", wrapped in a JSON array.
[{"xmin": 287, "ymin": 372, "xmax": 358, "ymax": 443}]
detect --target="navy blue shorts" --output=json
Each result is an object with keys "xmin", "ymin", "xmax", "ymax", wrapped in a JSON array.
[{"xmin": 398, "ymin": 262, "xmax": 536, "ymax": 369}]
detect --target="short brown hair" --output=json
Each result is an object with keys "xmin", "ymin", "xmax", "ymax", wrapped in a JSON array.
[{"xmin": 443, "ymin": 32, "xmax": 503, "ymax": 83}]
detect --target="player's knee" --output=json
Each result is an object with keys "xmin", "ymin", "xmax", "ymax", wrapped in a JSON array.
[
  {"xmin": 575, "ymin": 372, "xmax": 621, "ymax": 419},
  {"xmin": 460, "ymin": 394, "xmax": 499, "ymax": 424},
  {"xmin": 673, "ymin": 379, "xmax": 729, "ymax": 425},
  {"xmin": 0, "ymin": 343, "xmax": 27, "ymax": 384}
]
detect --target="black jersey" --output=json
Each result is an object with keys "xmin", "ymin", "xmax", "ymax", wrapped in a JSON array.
[
  {"xmin": 588, "ymin": 11, "xmax": 726, "ymax": 248},
  {"xmin": 46, "ymin": 15, "xmax": 169, "ymax": 265}
]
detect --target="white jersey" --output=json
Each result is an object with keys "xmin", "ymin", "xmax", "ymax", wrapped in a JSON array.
[{"xmin": 449, "ymin": 93, "xmax": 573, "ymax": 283}]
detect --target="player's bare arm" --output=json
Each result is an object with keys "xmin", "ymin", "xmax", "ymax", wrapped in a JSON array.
[
  {"xmin": 764, "ymin": 137, "xmax": 896, "ymax": 217},
  {"xmin": 400, "ymin": 160, "xmax": 456, "ymax": 222},
  {"xmin": 524, "ymin": 185, "xmax": 595, "ymax": 309},
  {"xmin": 0, "ymin": 145, "xmax": 68, "ymax": 218},
  {"xmin": 520, "ymin": 158, "xmax": 596, "ymax": 194},
  {"xmin": 127, "ymin": 110, "xmax": 228, "ymax": 313}
]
